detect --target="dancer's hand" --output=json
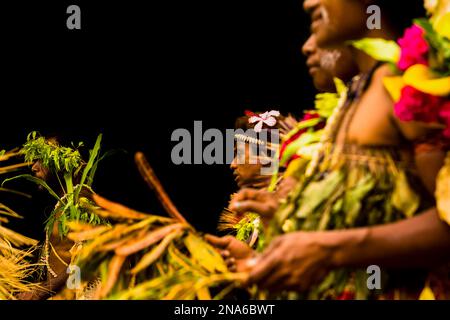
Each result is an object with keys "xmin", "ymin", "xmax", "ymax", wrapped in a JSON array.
[
  {"xmin": 245, "ymin": 232, "xmax": 335, "ymax": 292},
  {"xmin": 16, "ymin": 291, "xmax": 41, "ymax": 300},
  {"xmin": 228, "ymin": 188, "xmax": 280, "ymax": 221},
  {"xmin": 205, "ymin": 234, "xmax": 256, "ymax": 272}
]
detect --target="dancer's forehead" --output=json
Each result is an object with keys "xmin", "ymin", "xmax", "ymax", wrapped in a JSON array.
[{"xmin": 303, "ymin": 0, "xmax": 369, "ymax": 48}]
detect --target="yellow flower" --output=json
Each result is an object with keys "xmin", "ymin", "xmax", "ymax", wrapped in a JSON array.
[
  {"xmin": 430, "ymin": 0, "xmax": 450, "ymax": 37},
  {"xmin": 383, "ymin": 65, "xmax": 450, "ymax": 101},
  {"xmin": 425, "ymin": 0, "xmax": 439, "ymax": 14},
  {"xmin": 383, "ymin": 76, "xmax": 404, "ymax": 102},
  {"xmin": 434, "ymin": 11, "xmax": 450, "ymax": 39},
  {"xmin": 403, "ymin": 64, "xmax": 450, "ymax": 96}
]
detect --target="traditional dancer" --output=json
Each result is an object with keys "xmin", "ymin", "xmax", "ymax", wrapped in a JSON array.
[
  {"xmin": 209, "ymin": 32, "xmax": 360, "ymax": 270},
  {"xmin": 223, "ymin": 0, "xmax": 448, "ymax": 299},
  {"xmin": 8, "ymin": 133, "xmax": 107, "ymax": 299}
]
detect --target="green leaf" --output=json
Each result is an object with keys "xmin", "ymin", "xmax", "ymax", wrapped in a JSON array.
[
  {"xmin": 414, "ymin": 18, "xmax": 450, "ymax": 75},
  {"xmin": 350, "ymin": 38, "xmax": 400, "ymax": 64},
  {"xmin": 2, "ymin": 174, "xmax": 61, "ymax": 203},
  {"xmin": 343, "ymin": 174, "xmax": 375, "ymax": 226},
  {"xmin": 354, "ymin": 269, "xmax": 370, "ymax": 300},
  {"xmin": 391, "ymin": 171, "xmax": 419, "ymax": 218},
  {"xmin": 296, "ymin": 170, "xmax": 344, "ymax": 218},
  {"xmin": 279, "ymin": 131, "xmax": 322, "ymax": 166},
  {"xmin": 73, "ymin": 134, "xmax": 102, "ymax": 202},
  {"xmin": 78, "ymin": 134, "xmax": 102, "ymax": 196},
  {"xmin": 314, "ymin": 92, "xmax": 340, "ymax": 118},
  {"xmin": 87, "ymin": 149, "xmax": 123, "ymax": 187}
]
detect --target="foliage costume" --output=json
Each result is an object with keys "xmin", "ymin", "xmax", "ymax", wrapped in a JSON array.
[
  {"xmin": 272, "ymin": 0, "xmax": 450, "ymax": 299},
  {"xmin": 3, "ymin": 133, "xmax": 108, "ymax": 299},
  {"xmin": 273, "ymin": 65, "xmax": 432, "ymax": 299},
  {"xmin": 0, "ymin": 149, "xmax": 39, "ymax": 299}
]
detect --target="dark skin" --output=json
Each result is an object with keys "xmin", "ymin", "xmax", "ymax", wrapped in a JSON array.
[
  {"xmin": 213, "ymin": 0, "xmax": 449, "ymax": 293},
  {"xmin": 229, "ymin": 32, "xmax": 358, "ymax": 191},
  {"xmin": 228, "ymin": 30, "xmax": 359, "ymax": 209},
  {"xmin": 230, "ymin": 143, "xmax": 272, "ymax": 189},
  {"xmin": 17, "ymin": 160, "xmax": 73, "ymax": 300},
  {"xmin": 302, "ymin": 33, "xmax": 358, "ymax": 92},
  {"xmin": 245, "ymin": 208, "xmax": 450, "ymax": 290},
  {"xmin": 209, "ymin": 1, "xmax": 362, "ymax": 279},
  {"xmin": 307, "ymin": 0, "xmax": 398, "ymax": 50}
]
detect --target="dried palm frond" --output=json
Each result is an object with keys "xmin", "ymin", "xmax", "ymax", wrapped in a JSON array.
[
  {"xmin": 134, "ymin": 152, "xmax": 188, "ymax": 225},
  {"xmin": 0, "ymin": 147, "xmax": 41, "ymax": 300},
  {"xmin": 0, "ymin": 148, "xmax": 20, "ymax": 161},
  {"xmin": 0, "ymin": 205, "xmax": 40, "ymax": 300},
  {"xmin": 0, "ymin": 246, "xmax": 38, "ymax": 300},
  {"xmin": 0, "ymin": 225, "xmax": 37, "ymax": 248},
  {"xmin": 0, "ymin": 148, "xmax": 31, "ymax": 175},
  {"xmin": 55, "ymin": 153, "xmax": 249, "ymax": 300},
  {"xmin": 217, "ymin": 208, "xmax": 241, "ymax": 232}
]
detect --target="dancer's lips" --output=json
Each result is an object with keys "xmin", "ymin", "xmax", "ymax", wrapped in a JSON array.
[{"xmin": 308, "ymin": 66, "xmax": 319, "ymax": 76}]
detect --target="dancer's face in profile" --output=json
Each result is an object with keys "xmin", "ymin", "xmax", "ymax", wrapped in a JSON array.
[
  {"xmin": 230, "ymin": 143, "xmax": 266, "ymax": 189},
  {"xmin": 302, "ymin": 34, "xmax": 358, "ymax": 91},
  {"xmin": 31, "ymin": 160, "xmax": 50, "ymax": 181},
  {"xmin": 303, "ymin": 0, "xmax": 368, "ymax": 48},
  {"xmin": 302, "ymin": 34, "xmax": 336, "ymax": 92}
]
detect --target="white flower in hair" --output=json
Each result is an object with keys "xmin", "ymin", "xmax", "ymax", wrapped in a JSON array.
[{"xmin": 248, "ymin": 110, "xmax": 280, "ymax": 133}]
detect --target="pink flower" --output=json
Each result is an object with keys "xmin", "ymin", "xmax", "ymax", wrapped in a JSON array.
[
  {"xmin": 398, "ymin": 24, "xmax": 429, "ymax": 71},
  {"xmin": 394, "ymin": 86, "xmax": 442, "ymax": 123},
  {"xmin": 248, "ymin": 110, "xmax": 280, "ymax": 132}
]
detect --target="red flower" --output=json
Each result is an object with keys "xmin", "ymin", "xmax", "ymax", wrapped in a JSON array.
[
  {"xmin": 302, "ymin": 112, "xmax": 326, "ymax": 130},
  {"xmin": 398, "ymin": 24, "xmax": 429, "ymax": 71},
  {"xmin": 279, "ymin": 129, "xmax": 304, "ymax": 163},
  {"xmin": 439, "ymin": 101, "xmax": 450, "ymax": 139},
  {"xmin": 302, "ymin": 112, "xmax": 320, "ymax": 121},
  {"xmin": 244, "ymin": 110, "xmax": 257, "ymax": 117},
  {"xmin": 278, "ymin": 112, "xmax": 324, "ymax": 166},
  {"xmin": 394, "ymin": 86, "xmax": 443, "ymax": 123},
  {"xmin": 337, "ymin": 290, "xmax": 355, "ymax": 300}
]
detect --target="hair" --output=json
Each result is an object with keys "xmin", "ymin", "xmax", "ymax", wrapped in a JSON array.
[
  {"xmin": 234, "ymin": 112, "xmax": 284, "ymax": 146},
  {"xmin": 375, "ymin": 0, "xmax": 426, "ymax": 37},
  {"xmin": 234, "ymin": 116, "xmax": 252, "ymax": 131}
]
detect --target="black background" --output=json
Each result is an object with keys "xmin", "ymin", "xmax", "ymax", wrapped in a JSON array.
[{"xmin": 1, "ymin": 1, "xmax": 314, "ymax": 240}]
